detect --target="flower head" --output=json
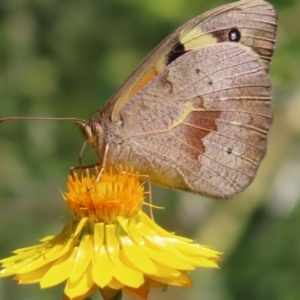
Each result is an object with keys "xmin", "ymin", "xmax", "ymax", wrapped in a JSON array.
[{"xmin": 0, "ymin": 166, "xmax": 221, "ymax": 300}]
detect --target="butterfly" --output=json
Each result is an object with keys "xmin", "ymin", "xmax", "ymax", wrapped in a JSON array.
[{"xmin": 76, "ymin": 0, "xmax": 277, "ymax": 199}]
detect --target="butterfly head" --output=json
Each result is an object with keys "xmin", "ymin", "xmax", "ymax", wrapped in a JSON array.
[{"xmin": 76, "ymin": 119, "xmax": 103, "ymax": 144}]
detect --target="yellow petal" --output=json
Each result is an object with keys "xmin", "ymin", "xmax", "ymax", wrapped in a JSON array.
[
  {"xmin": 69, "ymin": 235, "xmax": 93, "ymax": 283},
  {"xmin": 15, "ymin": 262, "xmax": 54, "ymax": 284},
  {"xmin": 64, "ymin": 262, "xmax": 94, "ymax": 299},
  {"xmin": 127, "ymin": 219, "xmax": 145, "ymax": 245},
  {"xmin": 142, "ymin": 213, "xmax": 192, "ymax": 243},
  {"xmin": 0, "ymin": 248, "xmax": 41, "ymax": 263},
  {"xmin": 43, "ymin": 218, "xmax": 85, "ymax": 261},
  {"xmin": 144, "ymin": 246, "xmax": 194, "ymax": 270},
  {"xmin": 40, "ymin": 248, "xmax": 78, "ymax": 288},
  {"xmin": 92, "ymin": 246, "xmax": 113, "ymax": 288},
  {"xmin": 39, "ymin": 235, "xmax": 55, "ymax": 242},
  {"xmin": 13, "ymin": 244, "xmax": 47, "ymax": 255},
  {"xmin": 93, "ymin": 223, "xmax": 105, "ymax": 261},
  {"xmin": 106, "ymin": 225, "xmax": 120, "ymax": 261},
  {"xmin": 150, "ymin": 260, "xmax": 180, "ymax": 278},
  {"xmin": 8, "ymin": 218, "xmax": 88, "ymax": 276},
  {"xmin": 106, "ymin": 225, "xmax": 144, "ymax": 288},
  {"xmin": 188, "ymin": 257, "xmax": 220, "ymax": 268},
  {"xmin": 169, "ymin": 238, "xmax": 220, "ymax": 258},
  {"xmin": 120, "ymin": 236, "xmax": 157, "ymax": 274},
  {"xmin": 113, "ymin": 257, "xmax": 144, "ymax": 288}
]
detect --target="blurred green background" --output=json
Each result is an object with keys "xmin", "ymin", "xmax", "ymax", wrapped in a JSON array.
[{"xmin": 0, "ymin": 0, "xmax": 300, "ymax": 299}]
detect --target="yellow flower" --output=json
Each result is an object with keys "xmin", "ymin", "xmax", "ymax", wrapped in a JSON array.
[{"xmin": 0, "ymin": 166, "xmax": 221, "ymax": 300}]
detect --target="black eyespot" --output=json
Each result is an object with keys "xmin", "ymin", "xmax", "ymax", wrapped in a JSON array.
[
  {"xmin": 195, "ymin": 69, "xmax": 200, "ymax": 74},
  {"xmin": 208, "ymin": 80, "xmax": 213, "ymax": 85},
  {"xmin": 227, "ymin": 148, "xmax": 232, "ymax": 154},
  {"xmin": 228, "ymin": 28, "xmax": 241, "ymax": 42}
]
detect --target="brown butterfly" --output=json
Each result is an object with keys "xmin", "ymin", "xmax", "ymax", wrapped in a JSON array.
[{"xmin": 2, "ymin": 0, "xmax": 278, "ymax": 199}]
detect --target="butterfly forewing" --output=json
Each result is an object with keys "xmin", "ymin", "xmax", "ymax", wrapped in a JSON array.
[{"xmin": 104, "ymin": 0, "xmax": 277, "ymax": 120}]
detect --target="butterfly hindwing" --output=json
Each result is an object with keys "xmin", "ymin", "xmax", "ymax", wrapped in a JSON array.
[{"xmin": 118, "ymin": 43, "xmax": 272, "ymax": 198}]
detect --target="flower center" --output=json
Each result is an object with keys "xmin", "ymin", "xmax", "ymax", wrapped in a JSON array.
[{"xmin": 63, "ymin": 166, "xmax": 145, "ymax": 224}]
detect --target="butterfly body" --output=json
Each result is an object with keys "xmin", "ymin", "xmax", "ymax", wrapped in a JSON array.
[{"xmin": 77, "ymin": 0, "xmax": 277, "ymax": 199}]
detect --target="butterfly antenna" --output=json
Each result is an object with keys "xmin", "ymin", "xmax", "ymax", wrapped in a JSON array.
[{"xmin": 0, "ymin": 116, "xmax": 87, "ymax": 123}]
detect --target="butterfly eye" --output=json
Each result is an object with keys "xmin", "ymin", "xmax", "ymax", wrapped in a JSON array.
[
  {"xmin": 227, "ymin": 148, "xmax": 232, "ymax": 154},
  {"xmin": 91, "ymin": 122, "xmax": 103, "ymax": 136},
  {"xmin": 228, "ymin": 28, "xmax": 241, "ymax": 42}
]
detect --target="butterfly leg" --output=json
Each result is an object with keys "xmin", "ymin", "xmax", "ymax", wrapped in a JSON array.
[
  {"xmin": 69, "ymin": 142, "xmax": 109, "ymax": 182},
  {"xmin": 117, "ymin": 167, "xmax": 154, "ymax": 220},
  {"xmin": 70, "ymin": 163, "xmax": 100, "ymax": 181},
  {"xmin": 142, "ymin": 174, "xmax": 154, "ymax": 221},
  {"xmin": 95, "ymin": 142, "xmax": 109, "ymax": 182}
]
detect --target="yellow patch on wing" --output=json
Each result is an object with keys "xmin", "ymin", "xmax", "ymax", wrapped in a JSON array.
[{"xmin": 179, "ymin": 27, "xmax": 217, "ymax": 50}]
